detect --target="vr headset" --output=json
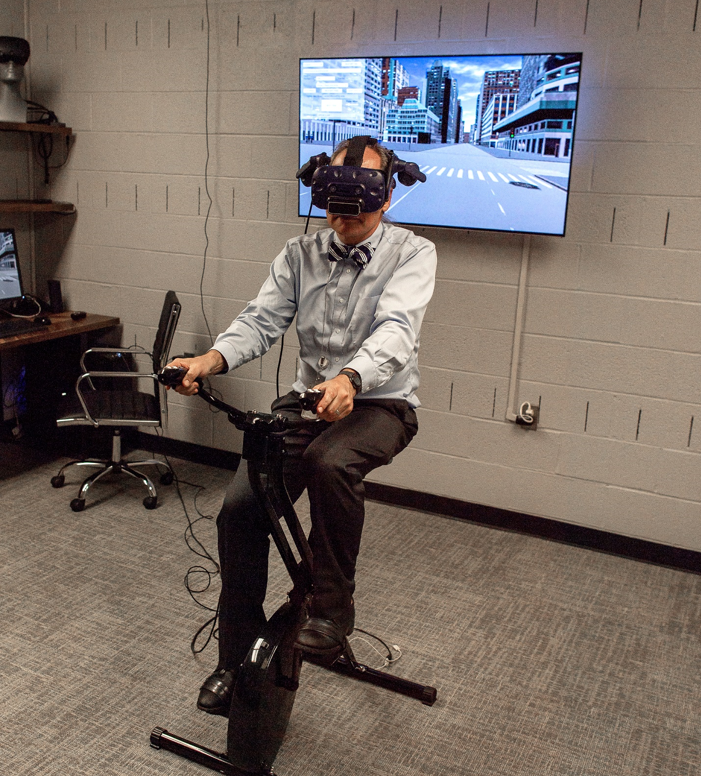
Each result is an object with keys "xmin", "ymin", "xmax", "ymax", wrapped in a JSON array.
[
  {"xmin": 296, "ymin": 135, "xmax": 426, "ymax": 217},
  {"xmin": 0, "ymin": 37, "xmax": 30, "ymax": 66}
]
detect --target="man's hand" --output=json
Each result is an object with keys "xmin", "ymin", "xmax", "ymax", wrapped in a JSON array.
[
  {"xmin": 165, "ymin": 350, "xmax": 227, "ymax": 396},
  {"xmin": 314, "ymin": 373, "xmax": 357, "ymax": 421}
]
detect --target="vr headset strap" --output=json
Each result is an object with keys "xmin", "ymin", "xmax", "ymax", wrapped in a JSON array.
[{"xmin": 344, "ymin": 135, "xmax": 371, "ymax": 166}]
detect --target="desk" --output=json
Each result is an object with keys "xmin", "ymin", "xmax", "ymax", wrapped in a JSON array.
[
  {"xmin": 0, "ymin": 312, "xmax": 120, "ymax": 351},
  {"xmin": 0, "ymin": 311, "xmax": 120, "ymax": 442}
]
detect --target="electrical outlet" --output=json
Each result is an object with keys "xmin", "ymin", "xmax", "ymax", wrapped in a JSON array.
[{"xmin": 515, "ymin": 402, "xmax": 539, "ymax": 430}]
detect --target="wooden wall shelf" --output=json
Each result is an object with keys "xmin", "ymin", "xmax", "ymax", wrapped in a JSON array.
[
  {"xmin": 0, "ymin": 200, "xmax": 76, "ymax": 214},
  {"xmin": 0, "ymin": 121, "xmax": 72, "ymax": 137}
]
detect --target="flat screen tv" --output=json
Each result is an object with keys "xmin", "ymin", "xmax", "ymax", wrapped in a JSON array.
[{"xmin": 299, "ymin": 53, "xmax": 582, "ymax": 236}]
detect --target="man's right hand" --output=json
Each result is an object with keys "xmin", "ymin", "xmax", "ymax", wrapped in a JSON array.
[{"xmin": 165, "ymin": 350, "xmax": 227, "ymax": 396}]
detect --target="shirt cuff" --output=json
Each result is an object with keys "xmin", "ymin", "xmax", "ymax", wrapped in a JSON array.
[
  {"xmin": 343, "ymin": 356, "xmax": 375, "ymax": 394},
  {"xmin": 210, "ymin": 345, "xmax": 233, "ymax": 375}
]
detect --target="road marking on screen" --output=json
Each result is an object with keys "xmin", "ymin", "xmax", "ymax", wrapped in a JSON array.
[
  {"xmin": 447, "ymin": 168, "xmax": 454, "ymax": 177},
  {"xmin": 529, "ymin": 175, "xmax": 552, "ymax": 188},
  {"xmin": 425, "ymin": 166, "xmax": 437, "ymax": 175},
  {"xmin": 489, "ymin": 172, "xmax": 499, "ymax": 182},
  {"xmin": 420, "ymin": 165, "xmax": 431, "ymax": 172},
  {"xmin": 508, "ymin": 174, "xmax": 520, "ymax": 181},
  {"xmin": 477, "ymin": 171, "xmax": 485, "ymax": 180},
  {"xmin": 386, "ymin": 181, "xmax": 423, "ymax": 212},
  {"xmin": 498, "ymin": 203, "xmax": 506, "ymax": 214},
  {"xmin": 457, "ymin": 169, "xmax": 463, "ymax": 178},
  {"xmin": 436, "ymin": 167, "xmax": 446, "ymax": 176},
  {"xmin": 497, "ymin": 173, "xmax": 509, "ymax": 182},
  {"xmin": 468, "ymin": 170, "xmax": 474, "ymax": 179}
]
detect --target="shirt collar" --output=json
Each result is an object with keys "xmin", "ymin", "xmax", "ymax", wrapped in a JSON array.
[{"xmin": 331, "ymin": 220, "xmax": 385, "ymax": 254}]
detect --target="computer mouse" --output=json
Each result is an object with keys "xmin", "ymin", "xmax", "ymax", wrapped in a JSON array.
[{"xmin": 35, "ymin": 315, "xmax": 52, "ymax": 326}]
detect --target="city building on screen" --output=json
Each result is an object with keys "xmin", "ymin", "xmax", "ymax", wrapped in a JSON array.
[
  {"xmin": 492, "ymin": 54, "xmax": 580, "ymax": 159},
  {"xmin": 384, "ymin": 99, "xmax": 441, "ymax": 144},
  {"xmin": 474, "ymin": 55, "xmax": 581, "ymax": 161},
  {"xmin": 474, "ymin": 69, "xmax": 521, "ymax": 144}
]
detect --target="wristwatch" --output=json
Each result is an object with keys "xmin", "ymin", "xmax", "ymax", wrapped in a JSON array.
[{"xmin": 339, "ymin": 368, "xmax": 362, "ymax": 395}]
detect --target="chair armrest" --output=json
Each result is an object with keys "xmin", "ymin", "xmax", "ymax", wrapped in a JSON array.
[
  {"xmin": 80, "ymin": 346, "xmax": 150, "ymax": 373},
  {"xmin": 74, "ymin": 371, "xmax": 157, "ymax": 427}
]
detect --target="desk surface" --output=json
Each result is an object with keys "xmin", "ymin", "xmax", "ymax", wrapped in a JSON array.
[{"xmin": 0, "ymin": 312, "xmax": 120, "ymax": 352}]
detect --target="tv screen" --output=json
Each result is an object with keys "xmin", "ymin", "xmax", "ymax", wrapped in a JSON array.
[
  {"xmin": 298, "ymin": 53, "xmax": 582, "ymax": 236},
  {"xmin": 0, "ymin": 229, "xmax": 23, "ymax": 304}
]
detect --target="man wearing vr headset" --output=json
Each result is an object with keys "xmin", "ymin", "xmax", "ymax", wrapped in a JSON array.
[{"xmin": 168, "ymin": 135, "xmax": 436, "ymax": 717}]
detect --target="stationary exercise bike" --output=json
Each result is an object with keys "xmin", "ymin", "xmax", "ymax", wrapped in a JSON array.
[{"xmin": 150, "ymin": 366, "xmax": 437, "ymax": 776}]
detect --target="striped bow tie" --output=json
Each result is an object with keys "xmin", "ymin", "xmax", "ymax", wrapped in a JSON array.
[{"xmin": 328, "ymin": 241, "xmax": 374, "ymax": 271}]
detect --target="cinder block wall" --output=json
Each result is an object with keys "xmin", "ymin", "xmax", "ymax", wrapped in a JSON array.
[{"xmin": 12, "ymin": 0, "xmax": 701, "ymax": 550}]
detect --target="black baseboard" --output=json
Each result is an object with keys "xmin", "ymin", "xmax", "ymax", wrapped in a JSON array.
[
  {"xmin": 140, "ymin": 433, "xmax": 700, "ymax": 576},
  {"xmin": 365, "ymin": 482, "xmax": 701, "ymax": 575}
]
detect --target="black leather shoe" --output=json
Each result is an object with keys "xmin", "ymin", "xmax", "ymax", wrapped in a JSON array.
[
  {"xmin": 196, "ymin": 668, "xmax": 237, "ymax": 716},
  {"xmin": 295, "ymin": 602, "xmax": 355, "ymax": 657}
]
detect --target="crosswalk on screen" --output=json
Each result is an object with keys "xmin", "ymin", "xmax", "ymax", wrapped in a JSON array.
[{"xmin": 299, "ymin": 53, "xmax": 582, "ymax": 236}]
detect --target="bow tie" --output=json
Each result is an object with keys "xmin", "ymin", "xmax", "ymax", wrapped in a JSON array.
[{"xmin": 328, "ymin": 241, "xmax": 374, "ymax": 271}]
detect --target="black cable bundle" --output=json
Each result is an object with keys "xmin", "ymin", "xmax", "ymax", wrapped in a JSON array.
[{"xmin": 25, "ymin": 99, "xmax": 59, "ymax": 125}]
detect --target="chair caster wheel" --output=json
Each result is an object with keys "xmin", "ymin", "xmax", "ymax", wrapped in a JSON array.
[
  {"xmin": 70, "ymin": 498, "xmax": 85, "ymax": 512},
  {"xmin": 159, "ymin": 471, "xmax": 174, "ymax": 486},
  {"xmin": 51, "ymin": 475, "xmax": 65, "ymax": 488},
  {"xmin": 143, "ymin": 496, "xmax": 158, "ymax": 510}
]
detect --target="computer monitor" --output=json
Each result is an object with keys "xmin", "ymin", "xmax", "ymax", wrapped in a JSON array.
[{"xmin": 0, "ymin": 228, "xmax": 24, "ymax": 308}]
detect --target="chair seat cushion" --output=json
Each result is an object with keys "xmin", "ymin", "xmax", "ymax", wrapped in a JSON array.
[{"xmin": 58, "ymin": 390, "xmax": 160, "ymax": 424}]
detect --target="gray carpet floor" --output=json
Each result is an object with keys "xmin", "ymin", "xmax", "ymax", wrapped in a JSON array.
[{"xmin": 1, "ymin": 451, "xmax": 699, "ymax": 776}]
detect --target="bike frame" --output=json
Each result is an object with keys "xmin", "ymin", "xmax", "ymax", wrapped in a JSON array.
[{"xmin": 151, "ymin": 373, "xmax": 437, "ymax": 776}]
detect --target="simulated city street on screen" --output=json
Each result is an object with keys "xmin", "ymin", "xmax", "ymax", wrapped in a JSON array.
[
  {"xmin": 0, "ymin": 231, "xmax": 21, "ymax": 300},
  {"xmin": 299, "ymin": 54, "xmax": 581, "ymax": 236}
]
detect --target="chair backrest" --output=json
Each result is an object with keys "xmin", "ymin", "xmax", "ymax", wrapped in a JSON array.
[{"xmin": 152, "ymin": 290, "xmax": 181, "ymax": 373}]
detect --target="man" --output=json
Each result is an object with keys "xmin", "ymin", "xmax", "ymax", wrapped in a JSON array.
[{"xmin": 169, "ymin": 137, "xmax": 437, "ymax": 716}]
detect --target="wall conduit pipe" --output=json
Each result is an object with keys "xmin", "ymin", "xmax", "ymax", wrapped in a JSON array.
[{"xmin": 505, "ymin": 234, "xmax": 534, "ymax": 425}]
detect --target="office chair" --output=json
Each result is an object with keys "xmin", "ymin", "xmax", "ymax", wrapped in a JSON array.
[{"xmin": 50, "ymin": 290, "xmax": 181, "ymax": 512}]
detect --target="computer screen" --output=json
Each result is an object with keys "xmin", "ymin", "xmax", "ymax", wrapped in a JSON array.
[
  {"xmin": 0, "ymin": 229, "xmax": 23, "ymax": 304},
  {"xmin": 299, "ymin": 53, "xmax": 582, "ymax": 236}
]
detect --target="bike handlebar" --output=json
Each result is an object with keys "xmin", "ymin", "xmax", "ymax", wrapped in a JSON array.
[{"xmin": 157, "ymin": 366, "xmax": 324, "ymax": 434}]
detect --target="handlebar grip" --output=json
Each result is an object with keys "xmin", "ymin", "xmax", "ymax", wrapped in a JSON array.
[
  {"xmin": 158, "ymin": 365, "xmax": 189, "ymax": 387},
  {"xmin": 299, "ymin": 388, "xmax": 324, "ymax": 411}
]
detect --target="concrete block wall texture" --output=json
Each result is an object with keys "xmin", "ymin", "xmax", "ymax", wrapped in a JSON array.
[{"xmin": 5, "ymin": 0, "xmax": 701, "ymax": 550}]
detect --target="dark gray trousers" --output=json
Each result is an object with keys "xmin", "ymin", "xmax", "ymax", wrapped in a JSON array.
[{"xmin": 215, "ymin": 392, "xmax": 418, "ymax": 670}]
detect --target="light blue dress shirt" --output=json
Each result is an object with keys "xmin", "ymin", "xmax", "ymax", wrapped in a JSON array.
[{"xmin": 212, "ymin": 222, "xmax": 437, "ymax": 408}]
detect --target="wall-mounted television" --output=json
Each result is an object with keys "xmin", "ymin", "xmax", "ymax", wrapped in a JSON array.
[{"xmin": 298, "ymin": 53, "xmax": 582, "ymax": 236}]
